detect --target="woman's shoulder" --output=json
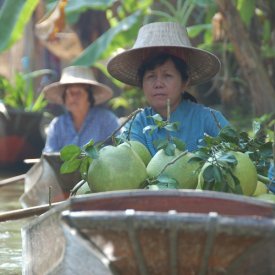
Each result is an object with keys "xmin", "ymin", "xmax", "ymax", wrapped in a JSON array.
[{"xmin": 90, "ymin": 106, "xmax": 117, "ymax": 117}]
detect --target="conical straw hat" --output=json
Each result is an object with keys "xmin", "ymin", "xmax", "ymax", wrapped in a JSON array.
[
  {"xmin": 42, "ymin": 66, "xmax": 113, "ymax": 105},
  {"xmin": 107, "ymin": 22, "xmax": 220, "ymax": 87}
]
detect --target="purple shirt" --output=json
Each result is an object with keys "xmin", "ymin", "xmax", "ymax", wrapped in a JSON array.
[{"xmin": 43, "ymin": 106, "xmax": 120, "ymax": 152}]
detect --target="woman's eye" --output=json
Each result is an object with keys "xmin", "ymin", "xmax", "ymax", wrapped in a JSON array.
[{"xmin": 145, "ymin": 74, "xmax": 155, "ymax": 80}]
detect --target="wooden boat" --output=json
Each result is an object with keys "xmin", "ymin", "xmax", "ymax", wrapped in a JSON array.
[
  {"xmin": 0, "ymin": 109, "xmax": 46, "ymax": 167},
  {"xmin": 22, "ymin": 189, "xmax": 275, "ymax": 275},
  {"xmin": 19, "ymin": 153, "xmax": 81, "ymax": 208}
]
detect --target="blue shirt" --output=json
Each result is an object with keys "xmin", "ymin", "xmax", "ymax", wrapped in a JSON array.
[
  {"xmin": 123, "ymin": 100, "xmax": 229, "ymax": 155},
  {"xmin": 44, "ymin": 106, "xmax": 120, "ymax": 152},
  {"xmin": 269, "ymin": 163, "xmax": 274, "ymax": 182}
]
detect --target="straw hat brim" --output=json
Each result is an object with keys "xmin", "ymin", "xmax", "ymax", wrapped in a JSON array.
[
  {"xmin": 42, "ymin": 80, "xmax": 113, "ymax": 105},
  {"xmin": 107, "ymin": 46, "xmax": 220, "ymax": 87}
]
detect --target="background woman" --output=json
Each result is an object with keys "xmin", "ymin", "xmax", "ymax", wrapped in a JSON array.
[{"xmin": 43, "ymin": 66, "xmax": 119, "ymax": 152}]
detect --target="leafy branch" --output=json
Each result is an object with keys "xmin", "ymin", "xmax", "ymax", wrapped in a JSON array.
[
  {"xmin": 190, "ymin": 122, "xmax": 273, "ymax": 193},
  {"xmin": 59, "ymin": 108, "xmax": 143, "ymax": 179}
]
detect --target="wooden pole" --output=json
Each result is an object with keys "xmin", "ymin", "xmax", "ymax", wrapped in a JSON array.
[
  {"xmin": 0, "ymin": 174, "xmax": 25, "ymax": 187},
  {"xmin": 0, "ymin": 201, "xmax": 63, "ymax": 222}
]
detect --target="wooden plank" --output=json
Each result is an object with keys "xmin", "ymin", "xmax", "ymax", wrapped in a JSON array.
[
  {"xmin": 0, "ymin": 201, "xmax": 63, "ymax": 222},
  {"xmin": 0, "ymin": 174, "xmax": 25, "ymax": 187}
]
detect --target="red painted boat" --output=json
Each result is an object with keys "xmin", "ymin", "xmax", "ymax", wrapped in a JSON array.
[{"xmin": 0, "ymin": 109, "xmax": 46, "ymax": 166}]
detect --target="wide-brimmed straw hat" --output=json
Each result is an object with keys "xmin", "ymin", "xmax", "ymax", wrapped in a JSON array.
[
  {"xmin": 107, "ymin": 22, "xmax": 220, "ymax": 87},
  {"xmin": 43, "ymin": 66, "xmax": 113, "ymax": 105}
]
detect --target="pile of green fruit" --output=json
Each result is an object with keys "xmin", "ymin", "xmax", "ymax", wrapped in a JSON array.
[{"xmin": 60, "ymin": 116, "xmax": 274, "ymax": 204}]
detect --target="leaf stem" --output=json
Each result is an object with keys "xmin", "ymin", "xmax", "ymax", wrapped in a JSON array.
[
  {"xmin": 157, "ymin": 150, "xmax": 188, "ymax": 177},
  {"xmin": 98, "ymin": 108, "xmax": 143, "ymax": 146},
  {"xmin": 210, "ymin": 109, "xmax": 222, "ymax": 130},
  {"xmin": 257, "ymin": 174, "xmax": 271, "ymax": 184}
]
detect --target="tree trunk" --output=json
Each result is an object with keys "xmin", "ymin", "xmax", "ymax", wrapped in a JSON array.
[{"xmin": 216, "ymin": 0, "xmax": 275, "ymax": 115}]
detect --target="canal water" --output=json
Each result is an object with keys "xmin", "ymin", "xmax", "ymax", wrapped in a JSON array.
[{"xmin": 0, "ymin": 165, "xmax": 33, "ymax": 275}]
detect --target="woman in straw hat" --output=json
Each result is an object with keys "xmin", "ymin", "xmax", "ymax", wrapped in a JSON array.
[
  {"xmin": 43, "ymin": 66, "xmax": 120, "ymax": 152},
  {"xmin": 107, "ymin": 22, "xmax": 229, "ymax": 156}
]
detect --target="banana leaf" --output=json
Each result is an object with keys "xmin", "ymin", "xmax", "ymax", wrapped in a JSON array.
[
  {"xmin": 72, "ymin": 11, "xmax": 142, "ymax": 66},
  {"xmin": 0, "ymin": 0, "xmax": 40, "ymax": 53}
]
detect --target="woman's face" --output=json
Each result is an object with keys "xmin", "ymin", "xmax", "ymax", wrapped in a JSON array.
[
  {"xmin": 142, "ymin": 59, "xmax": 188, "ymax": 117},
  {"xmin": 64, "ymin": 84, "xmax": 90, "ymax": 114}
]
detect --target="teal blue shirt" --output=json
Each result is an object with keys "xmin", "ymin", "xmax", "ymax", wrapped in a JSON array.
[{"xmin": 123, "ymin": 100, "xmax": 229, "ymax": 156}]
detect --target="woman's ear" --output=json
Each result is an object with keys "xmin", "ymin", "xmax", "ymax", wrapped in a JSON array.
[{"xmin": 181, "ymin": 78, "xmax": 190, "ymax": 90}]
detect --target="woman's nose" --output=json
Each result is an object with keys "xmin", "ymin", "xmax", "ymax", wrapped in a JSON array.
[{"xmin": 153, "ymin": 76, "xmax": 164, "ymax": 87}]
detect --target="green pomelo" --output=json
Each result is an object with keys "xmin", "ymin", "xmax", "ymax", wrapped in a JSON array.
[
  {"xmin": 128, "ymin": 140, "xmax": 152, "ymax": 166},
  {"xmin": 197, "ymin": 151, "xmax": 257, "ymax": 196},
  {"xmin": 255, "ymin": 193, "xmax": 275, "ymax": 203},
  {"xmin": 75, "ymin": 181, "xmax": 91, "ymax": 196},
  {"xmin": 252, "ymin": 181, "xmax": 268, "ymax": 196},
  {"xmin": 87, "ymin": 143, "xmax": 148, "ymax": 192},
  {"xmin": 146, "ymin": 149, "xmax": 200, "ymax": 189}
]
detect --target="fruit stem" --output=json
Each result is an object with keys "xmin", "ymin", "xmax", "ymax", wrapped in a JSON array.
[
  {"xmin": 157, "ymin": 150, "xmax": 188, "ymax": 177},
  {"xmin": 257, "ymin": 174, "xmax": 271, "ymax": 185},
  {"xmin": 210, "ymin": 109, "xmax": 222, "ymax": 130},
  {"xmin": 98, "ymin": 108, "xmax": 143, "ymax": 146},
  {"xmin": 166, "ymin": 99, "xmax": 171, "ymax": 142}
]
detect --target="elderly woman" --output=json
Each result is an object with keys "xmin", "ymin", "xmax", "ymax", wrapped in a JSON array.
[
  {"xmin": 43, "ymin": 66, "xmax": 119, "ymax": 152},
  {"xmin": 107, "ymin": 22, "xmax": 229, "ymax": 156}
]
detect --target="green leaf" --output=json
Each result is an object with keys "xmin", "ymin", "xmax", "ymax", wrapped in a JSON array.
[
  {"xmin": 85, "ymin": 146, "xmax": 99, "ymax": 159},
  {"xmin": 143, "ymin": 125, "xmax": 158, "ymax": 135},
  {"xmin": 72, "ymin": 11, "xmax": 141, "ymax": 66},
  {"xmin": 259, "ymin": 142, "xmax": 273, "ymax": 159},
  {"xmin": 149, "ymin": 175, "xmax": 178, "ymax": 190},
  {"xmin": 79, "ymin": 157, "xmax": 92, "ymax": 180},
  {"xmin": 157, "ymin": 174, "xmax": 178, "ymax": 185},
  {"xmin": 153, "ymin": 138, "xmax": 169, "ymax": 151},
  {"xmin": 148, "ymin": 114, "xmax": 163, "ymax": 122},
  {"xmin": 216, "ymin": 152, "xmax": 238, "ymax": 166},
  {"xmin": 164, "ymin": 122, "xmax": 180, "ymax": 132},
  {"xmin": 164, "ymin": 143, "xmax": 176, "ymax": 156},
  {"xmin": 202, "ymin": 164, "xmax": 216, "ymax": 187},
  {"xmin": 60, "ymin": 158, "xmax": 81, "ymax": 174},
  {"xmin": 172, "ymin": 137, "xmax": 186, "ymax": 151},
  {"xmin": 0, "ymin": 0, "xmax": 40, "ymax": 52},
  {"xmin": 237, "ymin": 0, "xmax": 256, "ymax": 26},
  {"xmin": 229, "ymin": 172, "xmax": 243, "ymax": 194},
  {"xmin": 60, "ymin": 145, "xmax": 82, "ymax": 161},
  {"xmin": 219, "ymin": 126, "xmax": 239, "ymax": 144}
]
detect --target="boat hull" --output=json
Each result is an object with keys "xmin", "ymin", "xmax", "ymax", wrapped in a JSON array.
[
  {"xmin": 19, "ymin": 153, "xmax": 81, "ymax": 208},
  {"xmin": 0, "ymin": 110, "xmax": 46, "ymax": 166},
  {"xmin": 22, "ymin": 190, "xmax": 275, "ymax": 274}
]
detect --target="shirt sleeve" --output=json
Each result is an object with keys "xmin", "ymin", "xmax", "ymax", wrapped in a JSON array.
[
  {"xmin": 268, "ymin": 163, "xmax": 274, "ymax": 182},
  {"xmin": 43, "ymin": 118, "xmax": 60, "ymax": 152}
]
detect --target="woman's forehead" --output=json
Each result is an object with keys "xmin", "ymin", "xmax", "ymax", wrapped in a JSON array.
[
  {"xmin": 66, "ymin": 84, "xmax": 88, "ymax": 91},
  {"xmin": 145, "ymin": 59, "xmax": 177, "ymax": 72}
]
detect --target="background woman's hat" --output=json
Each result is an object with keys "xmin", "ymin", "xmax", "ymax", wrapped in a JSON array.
[
  {"xmin": 42, "ymin": 66, "xmax": 113, "ymax": 105},
  {"xmin": 107, "ymin": 22, "xmax": 221, "ymax": 87}
]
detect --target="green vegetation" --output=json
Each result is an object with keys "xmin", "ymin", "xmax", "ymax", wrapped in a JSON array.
[{"xmin": 0, "ymin": 69, "xmax": 54, "ymax": 112}]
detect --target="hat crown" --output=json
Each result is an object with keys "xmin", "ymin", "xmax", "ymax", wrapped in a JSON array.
[
  {"xmin": 133, "ymin": 22, "xmax": 192, "ymax": 49},
  {"xmin": 60, "ymin": 66, "xmax": 96, "ymax": 84}
]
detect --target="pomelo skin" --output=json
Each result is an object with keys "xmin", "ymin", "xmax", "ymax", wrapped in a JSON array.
[
  {"xmin": 146, "ymin": 149, "xmax": 200, "ymax": 189},
  {"xmin": 255, "ymin": 193, "xmax": 275, "ymax": 203},
  {"xmin": 87, "ymin": 143, "xmax": 148, "ymax": 192},
  {"xmin": 198, "ymin": 151, "xmax": 257, "ymax": 196},
  {"xmin": 127, "ymin": 140, "xmax": 152, "ymax": 166},
  {"xmin": 252, "ymin": 181, "xmax": 268, "ymax": 196}
]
